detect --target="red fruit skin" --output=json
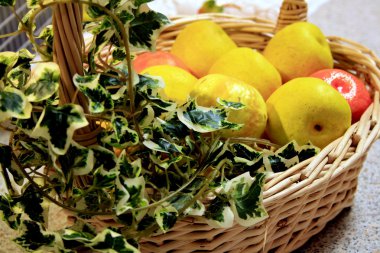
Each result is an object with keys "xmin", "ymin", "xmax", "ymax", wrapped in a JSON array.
[
  {"xmin": 133, "ymin": 51, "xmax": 192, "ymax": 73},
  {"xmin": 310, "ymin": 69, "xmax": 372, "ymax": 123}
]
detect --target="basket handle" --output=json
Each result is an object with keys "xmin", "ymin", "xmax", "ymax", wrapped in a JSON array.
[{"xmin": 275, "ymin": 0, "xmax": 308, "ymax": 32}]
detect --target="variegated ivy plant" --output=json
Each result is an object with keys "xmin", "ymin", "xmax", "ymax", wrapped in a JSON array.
[{"xmin": 0, "ymin": 0, "xmax": 320, "ymax": 252}]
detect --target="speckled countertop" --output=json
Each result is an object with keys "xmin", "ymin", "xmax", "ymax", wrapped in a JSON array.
[{"xmin": 0, "ymin": 0, "xmax": 380, "ymax": 252}]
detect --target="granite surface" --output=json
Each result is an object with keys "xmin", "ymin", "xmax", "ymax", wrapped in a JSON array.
[{"xmin": 0, "ymin": 0, "xmax": 380, "ymax": 252}]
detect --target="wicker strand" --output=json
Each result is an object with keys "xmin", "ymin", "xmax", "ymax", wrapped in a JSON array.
[
  {"xmin": 275, "ymin": 0, "xmax": 307, "ymax": 32},
  {"xmin": 53, "ymin": 3, "xmax": 100, "ymax": 146}
]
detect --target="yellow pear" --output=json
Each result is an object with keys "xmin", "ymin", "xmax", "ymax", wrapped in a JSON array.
[
  {"xmin": 209, "ymin": 47, "xmax": 282, "ymax": 100},
  {"xmin": 191, "ymin": 74, "xmax": 267, "ymax": 138},
  {"xmin": 141, "ymin": 65, "xmax": 197, "ymax": 104},
  {"xmin": 266, "ymin": 77, "xmax": 351, "ymax": 148},
  {"xmin": 171, "ymin": 20, "xmax": 237, "ymax": 78},
  {"xmin": 263, "ymin": 22, "xmax": 333, "ymax": 83}
]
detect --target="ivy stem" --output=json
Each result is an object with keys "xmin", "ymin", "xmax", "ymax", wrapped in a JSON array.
[
  {"xmin": 0, "ymin": 30, "xmax": 24, "ymax": 39},
  {"xmin": 11, "ymin": 151, "xmax": 116, "ymax": 216}
]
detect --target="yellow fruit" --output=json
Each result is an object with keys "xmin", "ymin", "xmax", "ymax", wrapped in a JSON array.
[
  {"xmin": 191, "ymin": 74, "xmax": 267, "ymax": 138},
  {"xmin": 171, "ymin": 20, "xmax": 237, "ymax": 78},
  {"xmin": 141, "ymin": 65, "xmax": 197, "ymax": 104},
  {"xmin": 266, "ymin": 77, "xmax": 351, "ymax": 148},
  {"xmin": 209, "ymin": 47, "xmax": 282, "ymax": 100},
  {"xmin": 263, "ymin": 22, "xmax": 333, "ymax": 83}
]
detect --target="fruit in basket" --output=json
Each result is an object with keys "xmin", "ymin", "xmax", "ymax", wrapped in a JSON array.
[
  {"xmin": 263, "ymin": 22, "xmax": 333, "ymax": 83},
  {"xmin": 310, "ymin": 69, "xmax": 372, "ymax": 123},
  {"xmin": 266, "ymin": 77, "xmax": 351, "ymax": 148},
  {"xmin": 141, "ymin": 65, "xmax": 197, "ymax": 104},
  {"xmin": 171, "ymin": 20, "xmax": 237, "ymax": 78},
  {"xmin": 133, "ymin": 51, "xmax": 192, "ymax": 73},
  {"xmin": 208, "ymin": 47, "xmax": 282, "ymax": 100},
  {"xmin": 190, "ymin": 74, "xmax": 267, "ymax": 138}
]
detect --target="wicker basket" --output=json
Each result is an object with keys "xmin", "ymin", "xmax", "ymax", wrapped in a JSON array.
[{"xmin": 135, "ymin": 1, "xmax": 380, "ymax": 252}]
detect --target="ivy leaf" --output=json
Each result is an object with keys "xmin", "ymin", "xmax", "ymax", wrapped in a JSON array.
[
  {"xmin": 23, "ymin": 62, "xmax": 60, "ymax": 102},
  {"xmin": 118, "ymin": 151, "xmax": 141, "ymax": 178},
  {"xmin": 143, "ymin": 138, "xmax": 183, "ymax": 154},
  {"xmin": 0, "ymin": 0, "xmax": 15, "ymax": 6},
  {"xmin": 18, "ymin": 184, "xmax": 45, "ymax": 223},
  {"xmin": 217, "ymin": 98, "xmax": 245, "ymax": 110},
  {"xmin": 0, "ymin": 87, "xmax": 32, "ymax": 122},
  {"xmin": 86, "ymin": 229, "xmax": 139, "ymax": 253},
  {"xmin": 14, "ymin": 220, "xmax": 57, "ymax": 251},
  {"xmin": 101, "ymin": 115, "xmax": 139, "ymax": 149},
  {"xmin": 73, "ymin": 73, "xmax": 114, "ymax": 113},
  {"xmin": 115, "ymin": 175, "xmax": 148, "ymax": 216},
  {"xmin": 177, "ymin": 100, "xmax": 242, "ymax": 133},
  {"xmin": 0, "ymin": 52, "xmax": 18, "ymax": 79},
  {"xmin": 0, "ymin": 195, "xmax": 21, "ymax": 229},
  {"xmin": 224, "ymin": 172, "xmax": 268, "ymax": 227},
  {"xmin": 231, "ymin": 143, "xmax": 263, "ymax": 175},
  {"xmin": 93, "ymin": 166, "xmax": 119, "ymax": 189},
  {"xmin": 17, "ymin": 139, "xmax": 49, "ymax": 168},
  {"xmin": 37, "ymin": 25, "xmax": 54, "ymax": 59},
  {"xmin": 0, "ymin": 144, "xmax": 24, "ymax": 185},
  {"xmin": 31, "ymin": 104, "xmax": 88, "ymax": 155},
  {"xmin": 263, "ymin": 141, "xmax": 320, "ymax": 173},
  {"xmin": 91, "ymin": 145, "xmax": 118, "ymax": 171},
  {"xmin": 150, "ymin": 154, "xmax": 182, "ymax": 170},
  {"xmin": 154, "ymin": 204, "xmax": 178, "ymax": 232},
  {"xmin": 129, "ymin": 10, "xmax": 169, "ymax": 50},
  {"xmin": 55, "ymin": 142, "xmax": 94, "ymax": 177},
  {"xmin": 204, "ymin": 194, "xmax": 234, "ymax": 228},
  {"xmin": 26, "ymin": 0, "xmax": 38, "ymax": 8}
]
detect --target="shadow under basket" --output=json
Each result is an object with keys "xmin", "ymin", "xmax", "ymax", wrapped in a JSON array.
[{"xmin": 137, "ymin": 0, "xmax": 380, "ymax": 252}]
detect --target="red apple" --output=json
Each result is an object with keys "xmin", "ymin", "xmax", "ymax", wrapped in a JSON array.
[
  {"xmin": 133, "ymin": 51, "xmax": 192, "ymax": 73},
  {"xmin": 310, "ymin": 69, "xmax": 372, "ymax": 123}
]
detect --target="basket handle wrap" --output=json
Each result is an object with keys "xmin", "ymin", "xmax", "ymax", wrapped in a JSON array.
[
  {"xmin": 275, "ymin": 0, "xmax": 308, "ymax": 32},
  {"xmin": 53, "ymin": 3, "xmax": 100, "ymax": 146}
]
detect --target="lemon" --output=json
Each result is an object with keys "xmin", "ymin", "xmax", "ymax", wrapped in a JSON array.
[
  {"xmin": 263, "ymin": 22, "xmax": 333, "ymax": 82},
  {"xmin": 141, "ymin": 65, "xmax": 198, "ymax": 104},
  {"xmin": 191, "ymin": 74, "xmax": 267, "ymax": 138},
  {"xmin": 209, "ymin": 47, "xmax": 282, "ymax": 100},
  {"xmin": 266, "ymin": 77, "xmax": 351, "ymax": 148},
  {"xmin": 171, "ymin": 20, "xmax": 237, "ymax": 78}
]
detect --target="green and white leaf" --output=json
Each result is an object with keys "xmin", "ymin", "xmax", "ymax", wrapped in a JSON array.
[
  {"xmin": 177, "ymin": 100, "xmax": 242, "ymax": 133},
  {"xmin": 0, "ymin": 87, "xmax": 32, "ymax": 122},
  {"xmin": 0, "ymin": 52, "xmax": 18, "ymax": 80},
  {"xmin": 86, "ymin": 229, "xmax": 139, "ymax": 253},
  {"xmin": 154, "ymin": 204, "xmax": 178, "ymax": 232},
  {"xmin": 0, "ymin": 0, "xmax": 15, "ymax": 6},
  {"xmin": 150, "ymin": 154, "xmax": 182, "ymax": 170},
  {"xmin": 101, "ymin": 115, "xmax": 139, "ymax": 149},
  {"xmin": 217, "ymin": 98, "xmax": 245, "ymax": 110},
  {"xmin": 224, "ymin": 172, "xmax": 268, "ymax": 227},
  {"xmin": 115, "ymin": 175, "xmax": 148, "ymax": 217},
  {"xmin": 0, "ymin": 144, "xmax": 24, "ymax": 186},
  {"xmin": 143, "ymin": 138, "xmax": 183, "ymax": 154},
  {"xmin": 93, "ymin": 166, "xmax": 119, "ymax": 189},
  {"xmin": 73, "ymin": 73, "xmax": 114, "ymax": 113},
  {"xmin": 53, "ymin": 142, "xmax": 94, "ymax": 177},
  {"xmin": 118, "ymin": 150, "xmax": 142, "ymax": 178},
  {"xmin": 91, "ymin": 145, "xmax": 118, "ymax": 171},
  {"xmin": 129, "ymin": 10, "xmax": 169, "ymax": 50},
  {"xmin": 204, "ymin": 195, "xmax": 234, "ymax": 229},
  {"xmin": 23, "ymin": 62, "xmax": 60, "ymax": 102},
  {"xmin": 31, "ymin": 104, "xmax": 88, "ymax": 155},
  {"xmin": 184, "ymin": 200, "xmax": 205, "ymax": 216},
  {"xmin": 14, "ymin": 220, "xmax": 62, "ymax": 252}
]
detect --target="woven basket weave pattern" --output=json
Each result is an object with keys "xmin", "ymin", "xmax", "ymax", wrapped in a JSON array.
[{"xmin": 138, "ymin": 1, "xmax": 380, "ymax": 252}]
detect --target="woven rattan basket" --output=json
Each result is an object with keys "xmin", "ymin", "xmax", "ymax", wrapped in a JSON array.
[{"xmin": 132, "ymin": 1, "xmax": 380, "ymax": 252}]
